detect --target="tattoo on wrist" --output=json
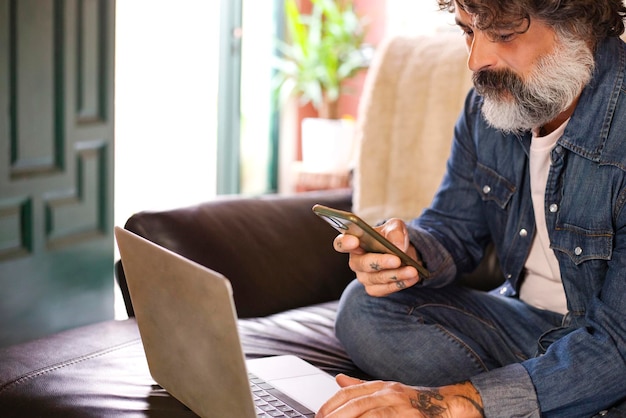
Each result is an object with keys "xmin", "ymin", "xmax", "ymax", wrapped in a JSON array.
[
  {"xmin": 410, "ymin": 389, "xmax": 446, "ymax": 417},
  {"xmin": 455, "ymin": 395, "xmax": 486, "ymax": 418},
  {"xmin": 409, "ymin": 388, "xmax": 485, "ymax": 418}
]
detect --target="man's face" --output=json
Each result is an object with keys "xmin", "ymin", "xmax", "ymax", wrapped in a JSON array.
[{"xmin": 454, "ymin": 7, "xmax": 594, "ymax": 133}]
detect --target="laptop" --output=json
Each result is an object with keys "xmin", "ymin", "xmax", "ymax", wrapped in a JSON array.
[{"xmin": 114, "ymin": 226, "xmax": 340, "ymax": 418}]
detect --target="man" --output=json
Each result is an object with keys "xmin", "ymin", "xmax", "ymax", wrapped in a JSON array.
[{"xmin": 317, "ymin": 1, "xmax": 626, "ymax": 417}]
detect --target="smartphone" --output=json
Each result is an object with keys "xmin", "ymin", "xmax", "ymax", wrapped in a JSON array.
[{"xmin": 312, "ymin": 204, "xmax": 430, "ymax": 278}]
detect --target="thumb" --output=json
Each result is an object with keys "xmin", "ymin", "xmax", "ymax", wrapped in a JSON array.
[
  {"xmin": 380, "ymin": 219, "xmax": 410, "ymax": 251},
  {"xmin": 335, "ymin": 374, "xmax": 366, "ymax": 388}
]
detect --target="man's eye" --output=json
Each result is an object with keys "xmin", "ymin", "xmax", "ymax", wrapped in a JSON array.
[
  {"xmin": 461, "ymin": 28, "xmax": 474, "ymax": 37},
  {"xmin": 494, "ymin": 32, "xmax": 516, "ymax": 42}
]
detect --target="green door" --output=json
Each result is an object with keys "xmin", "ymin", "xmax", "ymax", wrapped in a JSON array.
[{"xmin": 0, "ymin": 0, "xmax": 115, "ymax": 347}]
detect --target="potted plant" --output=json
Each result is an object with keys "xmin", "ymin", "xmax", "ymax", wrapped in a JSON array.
[{"xmin": 273, "ymin": 0, "xmax": 371, "ymax": 172}]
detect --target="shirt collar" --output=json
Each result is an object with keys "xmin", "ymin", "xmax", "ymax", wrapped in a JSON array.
[{"xmin": 559, "ymin": 36, "xmax": 626, "ymax": 162}]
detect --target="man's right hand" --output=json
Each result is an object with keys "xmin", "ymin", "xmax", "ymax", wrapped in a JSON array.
[{"xmin": 333, "ymin": 218, "xmax": 422, "ymax": 297}]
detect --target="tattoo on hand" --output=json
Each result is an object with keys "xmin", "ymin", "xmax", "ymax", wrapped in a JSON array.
[
  {"xmin": 370, "ymin": 262, "xmax": 381, "ymax": 271},
  {"xmin": 395, "ymin": 280, "xmax": 406, "ymax": 289},
  {"xmin": 410, "ymin": 389, "xmax": 446, "ymax": 417}
]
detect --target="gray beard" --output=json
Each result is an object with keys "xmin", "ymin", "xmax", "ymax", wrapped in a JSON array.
[{"xmin": 476, "ymin": 35, "xmax": 595, "ymax": 134}]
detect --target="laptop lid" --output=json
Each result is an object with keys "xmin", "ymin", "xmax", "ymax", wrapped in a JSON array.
[
  {"xmin": 115, "ymin": 226, "xmax": 256, "ymax": 418},
  {"xmin": 115, "ymin": 227, "xmax": 340, "ymax": 418}
]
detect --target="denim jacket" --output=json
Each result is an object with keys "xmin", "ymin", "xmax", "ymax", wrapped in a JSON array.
[{"xmin": 407, "ymin": 36, "xmax": 626, "ymax": 417}]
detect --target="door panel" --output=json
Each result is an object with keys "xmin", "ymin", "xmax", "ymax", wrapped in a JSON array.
[{"xmin": 0, "ymin": 0, "xmax": 115, "ymax": 347}]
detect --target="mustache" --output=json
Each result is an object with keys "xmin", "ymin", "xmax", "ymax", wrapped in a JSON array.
[{"xmin": 473, "ymin": 69, "xmax": 524, "ymax": 98}]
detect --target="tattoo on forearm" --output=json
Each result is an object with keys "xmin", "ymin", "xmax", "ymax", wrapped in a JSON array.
[
  {"xmin": 410, "ymin": 390, "xmax": 446, "ymax": 417},
  {"xmin": 456, "ymin": 395, "xmax": 486, "ymax": 418}
]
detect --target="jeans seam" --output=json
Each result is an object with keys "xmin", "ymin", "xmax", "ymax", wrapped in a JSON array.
[
  {"xmin": 410, "ymin": 303, "xmax": 499, "ymax": 330},
  {"xmin": 434, "ymin": 323, "xmax": 490, "ymax": 373},
  {"xmin": 410, "ymin": 303, "xmax": 503, "ymax": 372}
]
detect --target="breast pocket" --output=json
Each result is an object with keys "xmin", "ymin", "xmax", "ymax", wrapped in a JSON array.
[
  {"xmin": 552, "ymin": 224, "xmax": 613, "ymax": 265},
  {"xmin": 473, "ymin": 163, "xmax": 516, "ymax": 210}
]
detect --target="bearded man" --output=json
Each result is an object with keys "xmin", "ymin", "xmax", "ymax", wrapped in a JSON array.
[{"xmin": 316, "ymin": 1, "xmax": 626, "ymax": 417}]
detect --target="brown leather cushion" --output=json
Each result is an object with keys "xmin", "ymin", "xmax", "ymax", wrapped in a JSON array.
[{"xmin": 117, "ymin": 190, "xmax": 355, "ymax": 318}]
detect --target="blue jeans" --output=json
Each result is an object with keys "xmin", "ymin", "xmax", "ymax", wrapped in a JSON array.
[{"xmin": 335, "ymin": 280, "xmax": 564, "ymax": 386}]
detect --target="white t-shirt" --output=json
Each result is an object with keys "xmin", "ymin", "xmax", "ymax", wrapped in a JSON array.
[{"xmin": 519, "ymin": 121, "xmax": 569, "ymax": 314}]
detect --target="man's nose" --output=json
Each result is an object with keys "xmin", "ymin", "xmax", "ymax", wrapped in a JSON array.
[{"xmin": 467, "ymin": 33, "xmax": 498, "ymax": 73}]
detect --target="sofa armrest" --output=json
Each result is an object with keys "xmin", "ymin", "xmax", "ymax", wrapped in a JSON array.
[{"xmin": 116, "ymin": 189, "xmax": 354, "ymax": 318}]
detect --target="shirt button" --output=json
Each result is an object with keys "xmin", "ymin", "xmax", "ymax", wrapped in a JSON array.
[
  {"xmin": 574, "ymin": 247, "xmax": 583, "ymax": 256},
  {"xmin": 482, "ymin": 185, "xmax": 491, "ymax": 194},
  {"xmin": 499, "ymin": 286, "xmax": 508, "ymax": 295},
  {"xmin": 519, "ymin": 229, "xmax": 528, "ymax": 237},
  {"xmin": 555, "ymin": 145, "xmax": 563, "ymax": 154},
  {"xmin": 549, "ymin": 204, "xmax": 558, "ymax": 213}
]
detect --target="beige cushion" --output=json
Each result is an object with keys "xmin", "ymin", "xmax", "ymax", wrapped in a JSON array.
[{"xmin": 353, "ymin": 33, "xmax": 472, "ymax": 224}]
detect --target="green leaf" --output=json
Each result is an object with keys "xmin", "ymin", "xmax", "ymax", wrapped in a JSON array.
[{"xmin": 272, "ymin": 0, "xmax": 370, "ymax": 116}]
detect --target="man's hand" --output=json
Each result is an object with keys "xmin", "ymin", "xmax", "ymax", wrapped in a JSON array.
[
  {"xmin": 333, "ymin": 218, "xmax": 422, "ymax": 296},
  {"xmin": 316, "ymin": 374, "xmax": 485, "ymax": 418}
]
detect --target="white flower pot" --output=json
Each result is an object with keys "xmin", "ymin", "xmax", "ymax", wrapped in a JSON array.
[{"xmin": 301, "ymin": 118, "xmax": 356, "ymax": 173}]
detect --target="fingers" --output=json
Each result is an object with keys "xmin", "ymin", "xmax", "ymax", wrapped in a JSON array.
[
  {"xmin": 335, "ymin": 374, "xmax": 365, "ymax": 388},
  {"xmin": 317, "ymin": 378, "xmax": 387, "ymax": 417},
  {"xmin": 332, "ymin": 218, "xmax": 422, "ymax": 297},
  {"xmin": 333, "ymin": 218, "xmax": 409, "ymax": 254},
  {"xmin": 317, "ymin": 378, "xmax": 422, "ymax": 418},
  {"xmin": 357, "ymin": 267, "xmax": 419, "ymax": 297},
  {"xmin": 333, "ymin": 234, "xmax": 363, "ymax": 254},
  {"xmin": 350, "ymin": 253, "xmax": 420, "ymax": 297},
  {"xmin": 349, "ymin": 252, "xmax": 401, "ymax": 272}
]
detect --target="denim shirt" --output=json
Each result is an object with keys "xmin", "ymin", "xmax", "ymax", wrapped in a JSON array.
[{"xmin": 407, "ymin": 36, "xmax": 626, "ymax": 417}]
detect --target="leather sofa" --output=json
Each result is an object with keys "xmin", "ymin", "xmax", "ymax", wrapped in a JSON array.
[{"xmin": 1, "ymin": 32, "xmax": 622, "ymax": 417}]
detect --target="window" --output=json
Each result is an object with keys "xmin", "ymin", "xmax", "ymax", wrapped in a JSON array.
[
  {"xmin": 115, "ymin": 0, "xmax": 219, "ymax": 226},
  {"xmin": 386, "ymin": 0, "xmax": 455, "ymax": 35}
]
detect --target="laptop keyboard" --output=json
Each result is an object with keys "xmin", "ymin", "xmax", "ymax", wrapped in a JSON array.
[{"xmin": 249, "ymin": 373, "xmax": 314, "ymax": 418}]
